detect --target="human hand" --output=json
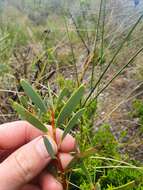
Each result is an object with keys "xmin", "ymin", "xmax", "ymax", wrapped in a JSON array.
[{"xmin": 0, "ymin": 121, "xmax": 75, "ymax": 190}]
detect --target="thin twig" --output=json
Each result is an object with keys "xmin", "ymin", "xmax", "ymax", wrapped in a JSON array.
[
  {"xmin": 69, "ymin": 11, "xmax": 90, "ymax": 54},
  {"xmin": 63, "ymin": 13, "xmax": 79, "ymax": 86},
  {"xmin": 88, "ymin": 46, "xmax": 143, "ymax": 106},
  {"xmin": 83, "ymin": 14, "xmax": 143, "ymax": 106},
  {"xmin": 100, "ymin": 82, "xmax": 143, "ymax": 123},
  {"xmin": 91, "ymin": 0, "xmax": 104, "ymax": 88}
]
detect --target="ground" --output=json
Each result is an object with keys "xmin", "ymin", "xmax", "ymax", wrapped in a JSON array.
[{"xmin": 96, "ymin": 63, "xmax": 143, "ymax": 162}]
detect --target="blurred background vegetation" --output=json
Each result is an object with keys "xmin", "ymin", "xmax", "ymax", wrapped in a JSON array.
[{"xmin": 0, "ymin": 0, "xmax": 143, "ymax": 189}]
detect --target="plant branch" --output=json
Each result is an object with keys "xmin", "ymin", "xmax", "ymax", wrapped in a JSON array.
[
  {"xmin": 83, "ymin": 14, "xmax": 143, "ymax": 106},
  {"xmin": 88, "ymin": 46, "xmax": 143, "ymax": 106}
]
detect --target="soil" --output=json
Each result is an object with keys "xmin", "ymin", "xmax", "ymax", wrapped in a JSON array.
[{"xmin": 96, "ymin": 64, "xmax": 143, "ymax": 162}]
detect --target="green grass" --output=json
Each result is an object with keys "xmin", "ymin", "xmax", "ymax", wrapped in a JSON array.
[
  {"xmin": 132, "ymin": 99, "xmax": 143, "ymax": 133},
  {"xmin": 0, "ymin": 1, "xmax": 143, "ymax": 189}
]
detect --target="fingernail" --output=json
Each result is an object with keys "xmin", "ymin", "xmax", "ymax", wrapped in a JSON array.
[{"xmin": 36, "ymin": 136, "xmax": 57, "ymax": 159}]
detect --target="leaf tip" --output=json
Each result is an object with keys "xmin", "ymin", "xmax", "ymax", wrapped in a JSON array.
[{"xmin": 43, "ymin": 136, "xmax": 56, "ymax": 159}]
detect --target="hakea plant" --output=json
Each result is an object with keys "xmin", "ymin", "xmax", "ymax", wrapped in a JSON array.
[{"xmin": 12, "ymin": 79, "xmax": 92, "ymax": 189}]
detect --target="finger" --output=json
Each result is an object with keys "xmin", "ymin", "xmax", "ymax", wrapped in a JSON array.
[
  {"xmin": 58, "ymin": 153, "xmax": 74, "ymax": 169},
  {"xmin": 38, "ymin": 153, "xmax": 73, "ymax": 190},
  {"xmin": 40, "ymin": 173, "xmax": 63, "ymax": 190},
  {"xmin": 20, "ymin": 184, "xmax": 40, "ymax": 190},
  {"xmin": 56, "ymin": 128, "xmax": 76, "ymax": 152},
  {"xmin": 0, "ymin": 121, "xmax": 76, "ymax": 153},
  {"xmin": 0, "ymin": 136, "xmax": 57, "ymax": 190},
  {"xmin": 0, "ymin": 121, "xmax": 43, "ymax": 149},
  {"xmin": 0, "ymin": 149, "xmax": 14, "ymax": 162}
]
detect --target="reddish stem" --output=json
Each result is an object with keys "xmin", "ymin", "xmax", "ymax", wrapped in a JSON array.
[
  {"xmin": 50, "ymin": 110, "xmax": 67, "ymax": 188},
  {"xmin": 51, "ymin": 109, "xmax": 56, "ymax": 143}
]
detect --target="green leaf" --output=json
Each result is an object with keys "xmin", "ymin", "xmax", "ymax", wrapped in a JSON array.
[
  {"xmin": 56, "ymin": 88, "xmax": 70, "ymax": 106},
  {"xmin": 43, "ymin": 136, "xmax": 56, "ymax": 159},
  {"xmin": 81, "ymin": 162, "xmax": 93, "ymax": 188},
  {"xmin": 47, "ymin": 83, "xmax": 54, "ymax": 110},
  {"xmin": 56, "ymin": 85, "xmax": 84, "ymax": 127},
  {"xmin": 13, "ymin": 102, "xmax": 47, "ymax": 132},
  {"xmin": 20, "ymin": 79, "xmax": 47, "ymax": 113},
  {"xmin": 95, "ymin": 182, "xmax": 101, "ymax": 190},
  {"xmin": 62, "ymin": 108, "xmax": 85, "ymax": 140},
  {"xmin": 110, "ymin": 181, "xmax": 136, "ymax": 190},
  {"xmin": 19, "ymin": 96, "xmax": 29, "ymax": 108}
]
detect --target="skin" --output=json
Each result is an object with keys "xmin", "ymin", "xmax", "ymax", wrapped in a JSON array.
[{"xmin": 0, "ymin": 121, "xmax": 76, "ymax": 190}]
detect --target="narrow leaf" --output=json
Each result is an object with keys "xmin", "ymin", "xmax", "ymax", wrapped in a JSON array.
[
  {"xmin": 62, "ymin": 108, "xmax": 85, "ymax": 140},
  {"xmin": 76, "ymin": 147, "xmax": 98, "ymax": 159},
  {"xmin": 95, "ymin": 182, "xmax": 101, "ymax": 190},
  {"xmin": 20, "ymin": 79, "xmax": 47, "ymax": 113},
  {"xmin": 111, "ymin": 180, "xmax": 135, "ymax": 190},
  {"xmin": 56, "ymin": 85, "xmax": 84, "ymax": 127},
  {"xmin": 47, "ymin": 83, "xmax": 54, "ymax": 110},
  {"xmin": 19, "ymin": 96, "xmax": 29, "ymax": 108},
  {"xmin": 0, "ymin": 34, "xmax": 9, "ymax": 44},
  {"xmin": 13, "ymin": 102, "xmax": 47, "ymax": 132},
  {"xmin": 56, "ymin": 88, "xmax": 70, "ymax": 106},
  {"xmin": 43, "ymin": 136, "xmax": 56, "ymax": 159},
  {"xmin": 81, "ymin": 162, "xmax": 94, "ymax": 189}
]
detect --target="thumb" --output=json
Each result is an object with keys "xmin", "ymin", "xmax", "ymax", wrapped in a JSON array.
[{"xmin": 0, "ymin": 136, "xmax": 57, "ymax": 190}]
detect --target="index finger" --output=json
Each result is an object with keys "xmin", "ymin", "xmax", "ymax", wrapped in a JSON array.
[
  {"xmin": 0, "ymin": 121, "xmax": 42, "ymax": 149},
  {"xmin": 0, "ymin": 121, "xmax": 75, "ymax": 152}
]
